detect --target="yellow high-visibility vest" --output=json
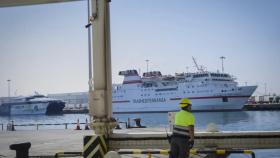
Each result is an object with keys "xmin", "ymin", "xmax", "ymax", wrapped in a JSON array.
[
  {"xmin": 172, "ymin": 110, "xmax": 195, "ymax": 137},
  {"xmin": 175, "ymin": 110, "xmax": 195, "ymax": 126}
]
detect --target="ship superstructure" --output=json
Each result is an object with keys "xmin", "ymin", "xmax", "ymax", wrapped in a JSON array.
[{"xmin": 112, "ymin": 69, "xmax": 257, "ymax": 112}]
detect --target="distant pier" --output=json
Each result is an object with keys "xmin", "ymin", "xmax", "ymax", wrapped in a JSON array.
[
  {"xmin": 243, "ymin": 103, "xmax": 280, "ymax": 111},
  {"xmin": 62, "ymin": 103, "xmax": 280, "ymax": 114}
]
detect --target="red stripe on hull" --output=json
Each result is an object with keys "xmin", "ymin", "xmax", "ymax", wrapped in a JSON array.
[
  {"xmin": 123, "ymin": 80, "xmax": 143, "ymax": 84},
  {"xmin": 112, "ymin": 100, "xmax": 130, "ymax": 103}
]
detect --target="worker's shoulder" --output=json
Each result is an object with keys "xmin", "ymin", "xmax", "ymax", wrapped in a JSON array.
[
  {"xmin": 180, "ymin": 110, "xmax": 194, "ymax": 116},
  {"xmin": 187, "ymin": 111, "xmax": 195, "ymax": 117},
  {"xmin": 183, "ymin": 111, "xmax": 195, "ymax": 119}
]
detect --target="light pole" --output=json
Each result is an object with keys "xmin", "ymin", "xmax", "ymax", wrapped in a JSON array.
[
  {"xmin": 220, "ymin": 56, "xmax": 226, "ymax": 73},
  {"xmin": 7, "ymin": 79, "xmax": 11, "ymax": 98},
  {"xmin": 264, "ymin": 83, "xmax": 267, "ymax": 96},
  {"xmin": 145, "ymin": 59, "xmax": 149, "ymax": 73}
]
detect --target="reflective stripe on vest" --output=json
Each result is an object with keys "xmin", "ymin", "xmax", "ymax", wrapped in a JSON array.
[{"xmin": 172, "ymin": 125, "xmax": 190, "ymax": 137}]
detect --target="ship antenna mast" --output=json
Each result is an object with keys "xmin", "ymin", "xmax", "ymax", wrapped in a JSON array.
[
  {"xmin": 220, "ymin": 56, "xmax": 226, "ymax": 73},
  {"xmin": 145, "ymin": 59, "xmax": 149, "ymax": 73}
]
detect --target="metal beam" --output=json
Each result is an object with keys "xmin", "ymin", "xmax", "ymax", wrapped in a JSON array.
[
  {"xmin": 0, "ymin": 0, "xmax": 83, "ymax": 8},
  {"xmin": 109, "ymin": 131, "xmax": 280, "ymax": 150},
  {"xmin": 0, "ymin": 0, "xmax": 117, "ymax": 135},
  {"xmin": 88, "ymin": 0, "xmax": 116, "ymax": 135}
]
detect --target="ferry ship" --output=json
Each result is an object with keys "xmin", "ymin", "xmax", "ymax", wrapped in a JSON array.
[
  {"xmin": 0, "ymin": 94, "xmax": 65, "ymax": 115},
  {"xmin": 112, "ymin": 69, "xmax": 257, "ymax": 113}
]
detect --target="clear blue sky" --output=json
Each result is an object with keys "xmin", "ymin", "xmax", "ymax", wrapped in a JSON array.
[{"xmin": 0, "ymin": 0, "xmax": 279, "ymax": 97}]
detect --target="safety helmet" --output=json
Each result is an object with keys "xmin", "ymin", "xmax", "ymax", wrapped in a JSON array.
[{"xmin": 179, "ymin": 98, "xmax": 192, "ymax": 107}]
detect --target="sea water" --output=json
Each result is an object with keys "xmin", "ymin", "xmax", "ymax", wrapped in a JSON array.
[{"xmin": 1, "ymin": 111, "xmax": 280, "ymax": 157}]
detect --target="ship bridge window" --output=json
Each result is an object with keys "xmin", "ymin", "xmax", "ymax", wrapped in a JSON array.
[
  {"xmin": 193, "ymin": 74, "xmax": 208, "ymax": 78},
  {"xmin": 211, "ymin": 73, "xmax": 230, "ymax": 78}
]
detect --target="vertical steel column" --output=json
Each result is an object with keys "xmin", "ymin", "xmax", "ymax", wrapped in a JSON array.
[
  {"xmin": 87, "ymin": 0, "xmax": 92, "ymax": 87},
  {"xmin": 89, "ymin": 0, "xmax": 116, "ymax": 135}
]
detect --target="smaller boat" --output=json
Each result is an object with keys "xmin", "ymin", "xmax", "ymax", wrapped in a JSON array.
[{"xmin": 0, "ymin": 94, "xmax": 65, "ymax": 115}]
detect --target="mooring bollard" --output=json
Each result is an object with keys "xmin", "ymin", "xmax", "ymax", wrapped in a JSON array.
[
  {"xmin": 133, "ymin": 118, "xmax": 146, "ymax": 128},
  {"xmin": 7, "ymin": 121, "xmax": 15, "ymax": 131},
  {"xmin": 127, "ymin": 118, "xmax": 131, "ymax": 128},
  {"xmin": 11, "ymin": 120, "xmax": 15, "ymax": 131},
  {"xmin": 10, "ymin": 142, "xmax": 31, "ymax": 158},
  {"xmin": 115, "ymin": 119, "xmax": 121, "ymax": 129}
]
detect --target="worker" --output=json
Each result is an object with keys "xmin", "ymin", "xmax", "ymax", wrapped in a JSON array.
[{"xmin": 169, "ymin": 98, "xmax": 195, "ymax": 158}]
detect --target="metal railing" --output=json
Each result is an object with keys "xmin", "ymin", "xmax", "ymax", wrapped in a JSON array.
[
  {"xmin": 0, "ymin": 122, "xmax": 89, "ymax": 131},
  {"xmin": 14, "ymin": 122, "xmax": 87, "ymax": 130},
  {"xmin": 118, "ymin": 149, "xmax": 256, "ymax": 158},
  {"xmin": 53, "ymin": 149, "xmax": 256, "ymax": 158},
  {"xmin": 0, "ymin": 117, "xmax": 142, "ymax": 131}
]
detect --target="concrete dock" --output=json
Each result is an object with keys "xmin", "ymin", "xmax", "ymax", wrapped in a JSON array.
[
  {"xmin": 0, "ymin": 128, "xmax": 211, "ymax": 158},
  {"xmin": 1, "ymin": 128, "xmax": 279, "ymax": 157},
  {"xmin": 0, "ymin": 130, "xmax": 93, "ymax": 157},
  {"xmin": 0, "ymin": 129, "xmax": 172, "ymax": 158}
]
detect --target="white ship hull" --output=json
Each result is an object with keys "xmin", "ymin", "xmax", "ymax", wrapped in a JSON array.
[
  {"xmin": 113, "ymin": 79, "xmax": 257, "ymax": 113},
  {"xmin": 10, "ymin": 102, "xmax": 48, "ymax": 115},
  {"xmin": 0, "ymin": 94, "xmax": 65, "ymax": 115},
  {"xmin": 113, "ymin": 96, "xmax": 252, "ymax": 112}
]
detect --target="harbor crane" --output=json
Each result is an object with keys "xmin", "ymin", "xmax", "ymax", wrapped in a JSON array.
[{"xmin": 192, "ymin": 56, "xmax": 205, "ymax": 72}]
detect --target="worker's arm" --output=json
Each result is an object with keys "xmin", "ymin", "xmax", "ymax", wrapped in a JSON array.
[
  {"xmin": 189, "ymin": 125, "xmax": 194, "ymax": 141},
  {"xmin": 189, "ymin": 125, "xmax": 195, "ymax": 148}
]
